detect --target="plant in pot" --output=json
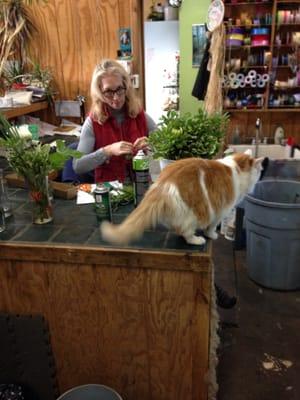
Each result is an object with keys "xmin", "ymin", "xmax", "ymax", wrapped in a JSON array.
[
  {"xmin": 0, "ymin": 0, "xmax": 41, "ymax": 92},
  {"xmin": 148, "ymin": 108, "xmax": 229, "ymax": 169},
  {"xmin": 0, "ymin": 113, "xmax": 81, "ymax": 224}
]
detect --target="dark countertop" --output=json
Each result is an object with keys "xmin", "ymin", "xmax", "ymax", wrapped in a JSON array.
[
  {"xmin": 0, "ymin": 153, "xmax": 210, "ymax": 254},
  {"xmin": 0, "ymin": 185, "xmax": 209, "ymax": 254}
]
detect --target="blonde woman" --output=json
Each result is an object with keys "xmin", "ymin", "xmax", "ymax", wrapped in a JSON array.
[{"xmin": 72, "ymin": 59, "xmax": 156, "ymax": 183}]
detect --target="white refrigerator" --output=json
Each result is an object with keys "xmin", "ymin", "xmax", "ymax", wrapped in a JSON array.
[{"xmin": 144, "ymin": 21, "xmax": 180, "ymax": 124}]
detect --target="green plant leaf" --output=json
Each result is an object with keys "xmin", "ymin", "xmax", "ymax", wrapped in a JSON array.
[
  {"xmin": 148, "ymin": 108, "xmax": 229, "ymax": 160},
  {"xmin": 0, "ymin": 113, "xmax": 82, "ymax": 184}
]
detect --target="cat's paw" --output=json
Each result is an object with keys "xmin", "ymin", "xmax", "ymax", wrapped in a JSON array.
[
  {"xmin": 204, "ymin": 229, "xmax": 218, "ymax": 240},
  {"xmin": 184, "ymin": 235, "xmax": 206, "ymax": 246}
]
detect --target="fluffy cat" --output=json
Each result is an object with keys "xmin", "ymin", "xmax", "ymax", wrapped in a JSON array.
[{"xmin": 101, "ymin": 151, "xmax": 263, "ymax": 246}]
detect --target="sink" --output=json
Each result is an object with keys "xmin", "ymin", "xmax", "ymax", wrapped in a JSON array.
[{"xmin": 228, "ymin": 144, "xmax": 288, "ymax": 159}]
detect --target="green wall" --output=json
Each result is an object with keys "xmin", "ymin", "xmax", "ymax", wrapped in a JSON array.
[{"xmin": 179, "ymin": 0, "xmax": 210, "ymax": 115}]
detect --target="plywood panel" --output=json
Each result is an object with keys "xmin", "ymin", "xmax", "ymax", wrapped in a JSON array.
[
  {"xmin": 0, "ymin": 252, "xmax": 211, "ymax": 400},
  {"xmin": 28, "ymin": 1, "xmax": 66, "ymax": 101},
  {"xmin": 26, "ymin": 0, "xmax": 144, "ymax": 118}
]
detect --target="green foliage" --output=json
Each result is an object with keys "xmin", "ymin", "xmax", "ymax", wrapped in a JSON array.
[
  {"xmin": 0, "ymin": 113, "xmax": 81, "ymax": 187},
  {"xmin": 148, "ymin": 108, "xmax": 229, "ymax": 160},
  {"xmin": 110, "ymin": 185, "xmax": 134, "ymax": 211}
]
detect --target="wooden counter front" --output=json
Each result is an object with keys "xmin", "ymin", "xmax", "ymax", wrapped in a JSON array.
[{"xmin": 0, "ymin": 186, "xmax": 215, "ymax": 400}]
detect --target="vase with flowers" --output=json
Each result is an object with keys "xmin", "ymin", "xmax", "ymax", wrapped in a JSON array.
[
  {"xmin": 0, "ymin": 113, "xmax": 81, "ymax": 224},
  {"xmin": 29, "ymin": 175, "xmax": 53, "ymax": 224}
]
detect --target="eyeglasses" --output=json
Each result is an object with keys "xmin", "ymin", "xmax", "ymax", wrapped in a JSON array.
[{"xmin": 102, "ymin": 86, "xmax": 126, "ymax": 99}]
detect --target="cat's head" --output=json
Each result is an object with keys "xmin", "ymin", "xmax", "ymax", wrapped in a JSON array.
[{"xmin": 232, "ymin": 150, "xmax": 264, "ymax": 193}]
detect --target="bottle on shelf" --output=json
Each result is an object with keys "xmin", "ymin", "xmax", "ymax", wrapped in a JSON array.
[{"xmin": 232, "ymin": 126, "xmax": 241, "ymax": 144}]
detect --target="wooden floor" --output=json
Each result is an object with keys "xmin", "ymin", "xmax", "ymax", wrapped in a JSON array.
[{"xmin": 213, "ymin": 237, "xmax": 300, "ymax": 400}]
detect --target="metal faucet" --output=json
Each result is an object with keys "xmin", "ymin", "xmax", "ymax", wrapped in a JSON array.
[{"xmin": 255, "ymin": 118, "xmax": 261, "ymax": 157}]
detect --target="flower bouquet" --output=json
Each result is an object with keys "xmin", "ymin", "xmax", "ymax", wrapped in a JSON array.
[{"xmin": 0, "ymin": 113, "xmax": 82, "ymax": 224}]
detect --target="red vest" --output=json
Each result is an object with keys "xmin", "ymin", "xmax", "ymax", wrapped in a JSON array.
[{"xmin": 92, "ymin": 110, "xmax": 147, "ymax": 183}]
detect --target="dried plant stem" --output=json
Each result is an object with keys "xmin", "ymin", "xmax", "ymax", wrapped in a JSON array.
[
  {"xmin": 204, "ymin": 24, "xmax": 226, "ymax": 116},
  {"xmin": 0, "ymin": 0, "xmax": 37, "ymax": 82},
  {"xmin": 0, "ymin": 17, "xmax": 25, "ymax": 77}
]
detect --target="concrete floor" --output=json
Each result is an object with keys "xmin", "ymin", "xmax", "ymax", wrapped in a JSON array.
[{"xmin": 213, "ymin": 236, "xmax": 300, "ymax": 400}]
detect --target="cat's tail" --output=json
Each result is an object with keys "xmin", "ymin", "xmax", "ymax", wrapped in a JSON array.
[{"xmin": 100, "ymin": 184, "xmax": 165, "ymax": 245}]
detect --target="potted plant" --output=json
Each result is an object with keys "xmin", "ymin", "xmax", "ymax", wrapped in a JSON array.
[
  {"xmin": 148, "ymin": 108, "xmax": 229, "ymax": 168},
  {"xmin": 0, "ymin": 0, "xmax": 40, "ymax": 91},
  {"xmin": 0, "ymin": 113, "xmax": 81, "ymax": 224}
]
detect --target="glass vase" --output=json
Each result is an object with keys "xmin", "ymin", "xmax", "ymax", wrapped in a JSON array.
[{"xmin": 29, "ymin": 176, "xmax": 53, "ymax": 224}]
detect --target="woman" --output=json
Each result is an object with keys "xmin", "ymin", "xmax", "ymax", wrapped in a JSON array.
[{"xmin": 72, "ymin": 59, "xmax": 156, "ymax": 183}]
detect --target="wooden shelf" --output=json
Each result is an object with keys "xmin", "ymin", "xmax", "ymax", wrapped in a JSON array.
[
  {"xmin": 276, "ymin": 23, "xmax": 300, "ymax": 26},
  {"xmin": 226, "ymin": 86, "xmax": 267, "ymax": 90},
  {"xmin": 224, "ymin": 0, "xmax": 300, "ymax": 143},
  {"xmin": 225, "ymin": 23, "xmax": 272, "ymax": 27},
  {"xmin": 273, "ymin": 44, "xmax": 300, "ymax": 47},
  {"xmin": 0, "ymin": 101, "xmax": 48, "ymax": 119},
  {"xmin": 237, "ymin": 65, "xmax": 269, "ymax": 68},
  {"xmin": 275, "ymin": 65, "xmax": 295, "ymax": 68},
  {"xmin": 224, "ymin": 1, "xmax": 272, "ymax": 5},
  {"xmin": 225, "ymin": 107, "xmax": 300, "ymax": 112},
  {"xmin": 226, "ymin": 45, "xmax": 271, "ymax": 49},
  {"xmin": 277, "ymin": 0, "xmax": 300, "ymax": 3},
  {"xmin": 271, "ymin": 85, "xmax": 300, "ymax": 90}
]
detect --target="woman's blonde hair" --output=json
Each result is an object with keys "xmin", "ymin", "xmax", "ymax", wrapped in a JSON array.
[{"xmin": 90, "ymin": 59, "xmax": 141, "ymax": 124}]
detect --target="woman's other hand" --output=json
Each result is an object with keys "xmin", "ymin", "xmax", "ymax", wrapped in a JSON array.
[
  {"xmin": 103, "ymin": 141, "xmax": 133, "ymax": 157},
  {"xmin": 133, "ymin": 136, "xmax": 149, "ymax": 152}
]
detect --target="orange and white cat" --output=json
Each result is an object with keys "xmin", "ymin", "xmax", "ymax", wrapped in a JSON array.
[{"xmin": 101, "ymin": 151, "xmax": 263, "ymax": 246}]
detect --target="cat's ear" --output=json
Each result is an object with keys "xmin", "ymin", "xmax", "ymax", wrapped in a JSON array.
[
  {"xmin": 254, "ymin": 157, "xmax": 264, "ymax": 170},
  {"xmin": 244, "ymin": 149, "xmax": 253, "ymax": 156}
]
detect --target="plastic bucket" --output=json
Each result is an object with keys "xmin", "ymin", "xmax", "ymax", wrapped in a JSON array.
[
  {"xmin": 245, "ymin": 180, "xmax": 300, "ymax": 290},
  {"xmin": 57, "ymin": 384, "xmax": 122, "ymax": 400}
]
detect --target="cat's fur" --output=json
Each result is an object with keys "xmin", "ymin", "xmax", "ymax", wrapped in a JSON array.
[{"xmin": 101, "ymin": 151, "xmax": 263, "ymax": 246}]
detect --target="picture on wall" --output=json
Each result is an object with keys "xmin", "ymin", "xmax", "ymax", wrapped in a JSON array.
[
  {"xmin": 119, "ymin": 28, "xmax": 132, "ymax": 58},
  {"xmin": 192, "ymin": 24, "xmax": 207, "ymax": 67}
]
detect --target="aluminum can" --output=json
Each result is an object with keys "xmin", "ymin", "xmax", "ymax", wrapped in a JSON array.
[
  {"xmin": 93, "ymin": 183, "xmax": 112, "ymax": 222},
  {"xmin": 132, "ymin": 150, "xmax": 150, "ymax": 206}
]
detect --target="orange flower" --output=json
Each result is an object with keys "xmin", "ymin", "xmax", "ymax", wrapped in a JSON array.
[{"xmin": 30, "ymin": 191, "xmax": 43, "ymax": 202}]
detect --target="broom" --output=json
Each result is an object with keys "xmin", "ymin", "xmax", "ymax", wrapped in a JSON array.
[{"xmin": 204, "ymin": 23, "xmax": 226, "ymax": 116}]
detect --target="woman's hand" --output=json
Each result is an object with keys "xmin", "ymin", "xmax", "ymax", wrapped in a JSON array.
[
  {"xmin": 103, "ymin": 141, "xmax": 133, "ymax": 157},
  {"xmin": 133, "ymin": 136, "xmax": 149, "ymax": 152}
]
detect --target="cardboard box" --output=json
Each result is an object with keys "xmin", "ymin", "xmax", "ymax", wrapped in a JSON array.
[{"xmin": 5, "ymin": 173, "xmax": 77, "ymax": 199}]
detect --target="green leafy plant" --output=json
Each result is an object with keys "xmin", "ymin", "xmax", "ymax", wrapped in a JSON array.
[
  {"xmin": 0, "ymin": 112, "xmax": 81, "ymax": 222},
  {"xmin": 148, "ymin": 108, "xmax": 229, "ymax": 161},
  {"xmin": 110, "ymin": 185, "xmax": 134, "ymax": 211},
  {"xmin": 0, "ymin": 113, "xmax": 81, "ymax": 182}
]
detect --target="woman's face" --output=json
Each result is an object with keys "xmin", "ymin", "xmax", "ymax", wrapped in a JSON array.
[{"xmin": 100, "ymin": 74, "xmax": 126, "ymax": 110}]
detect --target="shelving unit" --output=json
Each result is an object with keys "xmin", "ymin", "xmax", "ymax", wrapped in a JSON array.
[
  {"xmin": 1, "ymin": 101, "xmax": 48, "ymax": 119},
  {"xmin": 223, "ymin": 0, "xmax": 300, "ymax": 142}
]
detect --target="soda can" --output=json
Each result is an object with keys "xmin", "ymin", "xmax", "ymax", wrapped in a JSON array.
[
  {"xmin": 132, "ymin": 150, "xmax": 150, "ymax": 206},
  {"xmin": 93, "ymin": 183, "xmax": 112, "ymax": 222}
]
